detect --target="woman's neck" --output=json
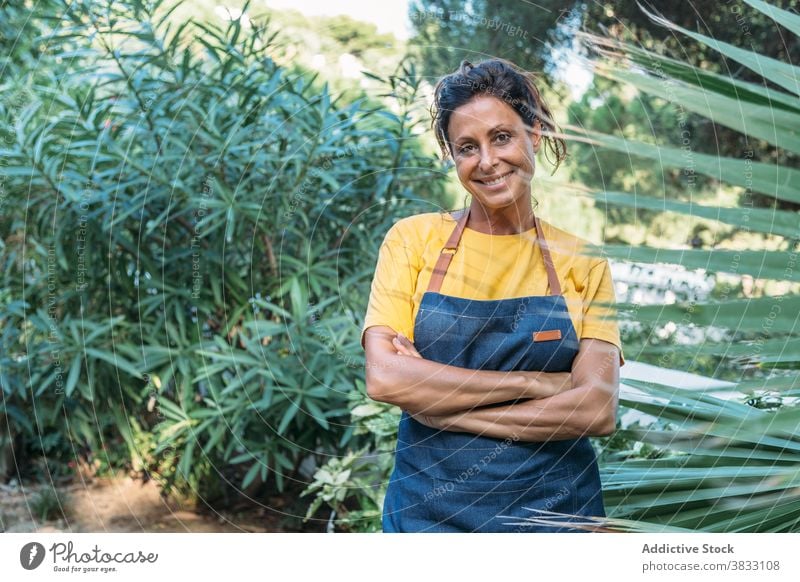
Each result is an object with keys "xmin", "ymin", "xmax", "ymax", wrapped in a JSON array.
[{"xmin": 464, "ymin": 201, "xmax": 536, "ymax": 235}]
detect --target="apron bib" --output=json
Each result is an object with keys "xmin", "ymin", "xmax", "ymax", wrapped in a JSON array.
[{"xmin": 382, "ymin": 208, "xmax": 605, "ymax": 532}]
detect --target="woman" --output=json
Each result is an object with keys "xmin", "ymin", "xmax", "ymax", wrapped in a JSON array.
[{"xmin": 361, "ymin": 58, "xmax": 624, "ymax": 533}]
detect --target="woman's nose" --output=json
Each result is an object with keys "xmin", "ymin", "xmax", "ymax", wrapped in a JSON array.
[{"xmin": 478, "ymin": 146, "xmax": 497, "ymax": 173}]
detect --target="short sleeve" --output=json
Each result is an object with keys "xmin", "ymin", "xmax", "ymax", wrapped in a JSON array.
[
  {"xmin": 360, "ymin": 227, "xmax": 420, "ymax": 349},
  {"xmin": 581, "ymin": 259, "xmax": 625, "ymax": 366}
]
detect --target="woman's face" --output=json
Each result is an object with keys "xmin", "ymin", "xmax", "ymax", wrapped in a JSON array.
[{"xmin": 447, "ymin": 95, "xmax": 541, "ymax": 212}]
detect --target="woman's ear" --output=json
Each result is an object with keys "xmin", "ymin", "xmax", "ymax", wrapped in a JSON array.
[{"xmin": 530, "ymin": 120, "xmax": 542, "ymax": 154}]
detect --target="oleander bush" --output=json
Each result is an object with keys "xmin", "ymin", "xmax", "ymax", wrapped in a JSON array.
[{"xmin": 0, "ymin": 0, "xmax": 447, "ymax": 507}]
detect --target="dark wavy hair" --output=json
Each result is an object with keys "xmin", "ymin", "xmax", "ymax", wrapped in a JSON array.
[{"xmin": 431, "ymin": 58, "xmax": 567, "ymax": 171}]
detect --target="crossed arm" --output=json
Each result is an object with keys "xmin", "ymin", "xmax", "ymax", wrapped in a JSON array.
[{"xmin": 363, "ymin": 326, "xmax": 620, "ymax": 442}]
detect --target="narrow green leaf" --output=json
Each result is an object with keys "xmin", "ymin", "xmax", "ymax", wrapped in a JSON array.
[
  {"xmin": 84, "ymin": 348, "xmax": 143, "ymax": 379},
  {"xmin": 644, "ymin": 8, "xmax": 800, "ymax": 96},
  {"xmin": 596, "ymin": 67, "xmax": 800, "ymax": 153},
  {"xmin": 590, "ymin": 190, "xmax": 799, "ymax": 237},
  {"xmin": 277, "ymin": 401, "xmax": 300, "ymax": 434},
  {"xmin": 241, "ymin": 461, "xmax": 263, "ymax": 489},
  {"xmin": 565, "ymin": 130, "xmax": 800, "ymax": 205},
  {"xmin": 65, "ymin": 355, "xmax": 82, "ymax": 398},
  {"xmin": 603, "ymin": 246, "xmax": 800, "ymax": 283},
  {"xmin": 743, "ymin": 0, "xmax": 800, "ymax": 36}
]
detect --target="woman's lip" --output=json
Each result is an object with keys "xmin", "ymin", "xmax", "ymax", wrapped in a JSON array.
[{"xmin": 474, "ymin": 170, "xmax": 514, "ymax": 186}]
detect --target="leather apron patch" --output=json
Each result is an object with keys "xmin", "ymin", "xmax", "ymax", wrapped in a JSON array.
[{"xmin": 533, "ymin": 329, "xmax": 562, "ymax": 342}]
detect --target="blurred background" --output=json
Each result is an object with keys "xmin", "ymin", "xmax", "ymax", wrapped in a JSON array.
[{"xmin": 1, "ymin": 0, "xmax": 799, "ymax": 533}]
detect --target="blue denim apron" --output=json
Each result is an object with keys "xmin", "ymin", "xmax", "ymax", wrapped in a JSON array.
[{"xmin": 381, "ymin": 207, "xmax": 605, "ymax": 532}]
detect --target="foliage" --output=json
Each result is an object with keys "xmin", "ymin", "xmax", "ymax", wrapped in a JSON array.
[
  {"xmin": 0, "ymin": 0, "xmax": 447, "ymax": 511},
  {"xmin": 408, "ymin": 0, "xmax": 800, "ymax": 83},
  {"xmin": 31, "ymin": 486, "xmax": 66, "ymax": 523},
  {"xmin": 300, "ymin": 380, "xmax": 400, "ymax": 532},
  {"xmin": 561, "ymin": 0, "xmax": 800, "ymax": 531},
  {"xmin": 606, "ymin": 381, "xmax": 800, "ymax": 531},
  {"xmin": 520, "ymin": 381, "xmax": 800, "ymax": 532},
  {"xmin": 322, "ymin": 15, "xmax": 396, "ymax": 58},
  {"xmin": 407, "ymin": 0, "xmax": 569, "ymax": 76},
  {"xmin": 581, "ymin": 1, "xmax": 800, "ymax": 79}
]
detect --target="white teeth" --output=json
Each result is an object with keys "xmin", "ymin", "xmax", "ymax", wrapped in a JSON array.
[{"xmin": 481, "ymin": 171, "xmax": 511, "ymax": 186}]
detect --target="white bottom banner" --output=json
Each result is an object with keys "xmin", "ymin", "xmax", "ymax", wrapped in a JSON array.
[{"xmin": 1, "ymin": 533, "xmax": 798, "ymax": 581}]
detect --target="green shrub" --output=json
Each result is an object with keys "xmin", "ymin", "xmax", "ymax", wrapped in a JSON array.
[
  {"xmin": 31, "ymin": 486, "xmax": 66, "ymax": 524},
  {"xmin": 301, "ymin": 381, "xmax": 399, "ymax": 532},
  {"xmin": 0, "ymin": 0, "xmax": 446, "ymax": 509}
]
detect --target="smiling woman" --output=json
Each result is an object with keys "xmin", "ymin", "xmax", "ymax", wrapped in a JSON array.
[{"xmin": 361, "ymin": 58, "xmax": 623, "ymax": 533}]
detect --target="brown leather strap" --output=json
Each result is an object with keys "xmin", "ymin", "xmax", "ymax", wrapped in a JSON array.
[
  {"xmin": 427, "ymin": 208, "xmax": 470, "ymax": 293},
  {"xmin": 534, "ymin": 214, "xmax": 562, "ymax": 296},
  {"xmin": 426, "ymin": 206, "xmax": 562, "ymax": 296}
]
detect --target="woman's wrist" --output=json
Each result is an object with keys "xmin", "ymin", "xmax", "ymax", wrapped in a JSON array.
[{"xmin": 518, "ymin": 370, "xmax": 571, "ymax": 399}]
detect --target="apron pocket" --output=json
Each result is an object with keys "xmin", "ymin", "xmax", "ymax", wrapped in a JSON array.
[{"xmin": 429, "ymin": 465, "xmax": 578, "ymax": 532}]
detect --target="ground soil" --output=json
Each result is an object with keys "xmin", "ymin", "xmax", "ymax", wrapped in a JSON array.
[{"xmin": 0, "ymin": 475, "xmax": 326, "ymax": 533}]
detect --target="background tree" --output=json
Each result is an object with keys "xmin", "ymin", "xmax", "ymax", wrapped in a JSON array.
[
  {"xmin": 409, "ymin": 0, "xmax": 800, "ymax": 228},
  {"xmin": 408, "ymin": 0, "xmax": 568, "ymax": 78}
]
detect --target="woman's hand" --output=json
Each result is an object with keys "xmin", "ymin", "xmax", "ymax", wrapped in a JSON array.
[
  {"xmin": 392, "ymin": 334, "xmax": 456, "ymax": 429},
  {"xmin": 393, "ymin": 334, "xmax": 434, "ymax": 426},
  {"xmin": 392, "ymin": 333, "xmax": 422, "ymax": 358},
  {"xmin": 409, "ymin": 410, "xmax": 451, "ymax": 431}
]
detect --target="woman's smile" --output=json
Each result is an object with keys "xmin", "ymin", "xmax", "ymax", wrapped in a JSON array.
[{"xmin": 474, "ymin": 169, "xmax": 514, "ymax": 188}]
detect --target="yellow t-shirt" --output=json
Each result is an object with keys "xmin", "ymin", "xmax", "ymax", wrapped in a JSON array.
[{"xmin": 361, "ymin": 211, "xmax": 624, "ymax": 365}]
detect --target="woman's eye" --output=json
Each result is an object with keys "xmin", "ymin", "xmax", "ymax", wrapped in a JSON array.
[
  {"xmin": 495, "ymin": 133, "xmax": 511, "ymax": 143},
  {"xmin": 458, "ymin": 144, "xmax": 476, "ymax": 155}
]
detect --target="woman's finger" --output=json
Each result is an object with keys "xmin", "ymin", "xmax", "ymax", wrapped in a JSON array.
[
  {"xmin": 392, "ymin": 336, "xmax": 410, "ymax": 355},
  {"xmin": 411, "ymin": 412, "xmax": 432, "ymax": 427},
  {"xmin": 397, "ymin": 334, "xmax": 423, "ymax": 358}
]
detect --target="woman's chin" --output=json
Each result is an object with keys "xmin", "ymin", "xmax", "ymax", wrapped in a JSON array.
[{"xmin": 467, "ymin": 190, "xmax": 528, "ymax": 210}]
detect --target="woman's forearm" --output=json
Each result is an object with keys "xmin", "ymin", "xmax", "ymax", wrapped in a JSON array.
[
  {"xmin": 415, "ymin": 339, "xmax": 621, "ymax": 441},
  {"xmin": 420, "ymin": 384, "xmax": 617, "ymax": 442},
  {"xmin": 366, "ymin": 352, "xmax": 571, "ymax": 416}
]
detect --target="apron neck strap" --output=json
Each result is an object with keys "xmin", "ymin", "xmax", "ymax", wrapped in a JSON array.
[
  {"xmin": 426, "ymin": 206, "xmax": 563, "ymax": 296},
  {"xmin": 534, "ymin": 213, "xmax": 562, "ymax": 296}
]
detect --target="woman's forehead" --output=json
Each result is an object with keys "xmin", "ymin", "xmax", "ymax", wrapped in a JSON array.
[{"xmin": 448, "ymin": 95, "xmax": 522, "ymax": 138}]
